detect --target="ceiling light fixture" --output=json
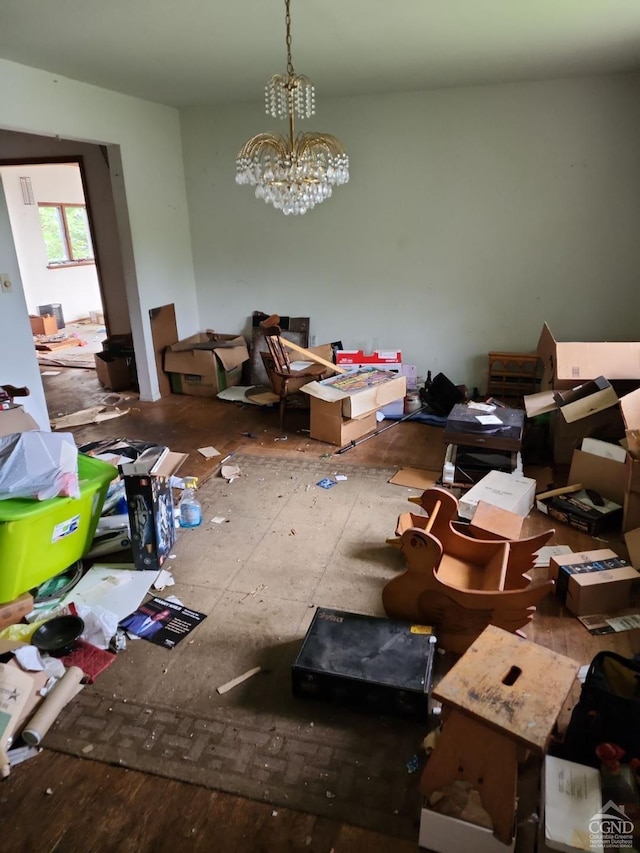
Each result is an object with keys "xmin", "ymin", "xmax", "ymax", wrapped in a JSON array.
[{"xmin": 235, "ymin": 0, "xmax": 349, "ymax": 216}]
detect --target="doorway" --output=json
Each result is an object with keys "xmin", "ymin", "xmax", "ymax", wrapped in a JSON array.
[{"xmin": 0, "ymin": 129, "xmax": 134, "ymax": 419}]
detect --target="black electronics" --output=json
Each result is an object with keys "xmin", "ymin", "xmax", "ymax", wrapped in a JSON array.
[{"xmin": 292, "ymin": 608, "xmax": 437, "ymax": 718}]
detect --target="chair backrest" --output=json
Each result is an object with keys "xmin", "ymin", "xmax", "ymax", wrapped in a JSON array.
[{"xmin": 262, "ymin": 326, "xmax": 292, "ymax": 375}]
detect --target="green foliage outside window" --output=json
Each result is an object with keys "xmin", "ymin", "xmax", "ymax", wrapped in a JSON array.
[{"xmin": 38, "ymin": 204, "xmax": 94, "ymax": 265}]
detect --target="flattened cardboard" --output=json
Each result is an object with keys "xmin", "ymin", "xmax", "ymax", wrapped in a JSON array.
[
  {"xmin": 388, "ymin": 468, "xmax": 440, "ymax": 490},
  {"xmin": 552, "ymin": 377, "xmax": 619, "ymax": 423},
  {"xmin": 524, "ymin": 377, "xmax": 618, "ymax": 423},
  {"xmin": 0, "ymin": 406, "xmax": 38, "ymax": 437}
]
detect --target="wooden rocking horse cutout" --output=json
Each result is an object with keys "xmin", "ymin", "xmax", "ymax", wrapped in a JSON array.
[{"xmin": 382, "ymin": 487, "xmax": 555, "ymax": 653}]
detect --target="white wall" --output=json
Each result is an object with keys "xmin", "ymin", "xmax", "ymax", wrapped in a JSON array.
[
  {"xmin": 0, "ymin": 180, "xmax": 49, "ymax": 428},
  {"xmin": 181, "ymin": 73, "xmax": 640, "ymax": 392},
  {"xmin": 0, "ymin": 163, "xmax": 102, "ymax": 323},
  {"xmin": 0, "ymin": 59, "xmax": 199, "ymax": 401}
]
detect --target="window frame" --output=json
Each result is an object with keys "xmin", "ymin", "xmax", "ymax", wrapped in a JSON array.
[{"xmin": 38, "ymin": 202, "xmax": 95, "ymax": 269}]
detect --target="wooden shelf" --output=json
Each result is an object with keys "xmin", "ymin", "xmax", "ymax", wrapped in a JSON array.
[{"xmin": 487, "ymin": 351, "xmax": 542, "ymax": 398}]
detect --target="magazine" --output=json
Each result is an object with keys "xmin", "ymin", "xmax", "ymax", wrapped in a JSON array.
[{"xmin": 120, "ymin": 596, "xmax": 206, "ymax": 649}]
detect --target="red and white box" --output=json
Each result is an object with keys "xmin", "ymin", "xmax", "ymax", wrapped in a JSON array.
[{"xmin": 335, "ymin": 349, "xmax": 402, "ymax": 366}]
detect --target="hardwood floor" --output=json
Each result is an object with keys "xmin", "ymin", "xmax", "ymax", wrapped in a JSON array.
[{"xmin": 3, "ymin": 366, "xmax": 638, "ymax": 852}]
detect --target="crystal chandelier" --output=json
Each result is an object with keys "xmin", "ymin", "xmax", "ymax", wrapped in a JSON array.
[{"xmin": 235, "ymin": 0, "xmax": 349, "ymax": 216}]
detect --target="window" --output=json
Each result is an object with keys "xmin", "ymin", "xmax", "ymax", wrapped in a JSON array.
[{"xmin": 38, "ymin": 203, "xmax": 95, "ymax": 267}]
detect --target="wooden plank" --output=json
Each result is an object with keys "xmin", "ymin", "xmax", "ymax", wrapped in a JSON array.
[
  {"xmin": 433, "ymin": 624, "xmax": 579, "ymax": 751},
  {"xmin": 280, "ymin": 338, "xmax": 348, "ymax": 374}
]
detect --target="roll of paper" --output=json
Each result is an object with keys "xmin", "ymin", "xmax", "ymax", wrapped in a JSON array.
[{"xmin": 22, "ymin": 666, "xmax": 84, "ymax": 746}]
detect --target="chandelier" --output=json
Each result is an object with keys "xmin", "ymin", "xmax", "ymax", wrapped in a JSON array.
[{"xmin": 235, "ymin": 0, "xmax": 349, "ymax": 216}]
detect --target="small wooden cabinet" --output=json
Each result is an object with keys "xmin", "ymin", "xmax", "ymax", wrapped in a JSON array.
[{"xmin": 487, "ymin": 352, "xmax": 542, "ymax": 399}]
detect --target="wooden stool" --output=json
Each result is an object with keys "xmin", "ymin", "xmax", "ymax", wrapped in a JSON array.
[{"xmin": 420, "ymin": 625, "xmax": 579, "ymax": 844}]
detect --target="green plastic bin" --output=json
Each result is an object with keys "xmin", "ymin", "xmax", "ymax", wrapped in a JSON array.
[{"xmin": 0, "ymin": 453, "xmax": 118, "ymax": 603}]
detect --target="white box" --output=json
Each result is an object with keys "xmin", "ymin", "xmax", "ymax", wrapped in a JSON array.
[
  {"xmin": 419, "ymin": 803, "xmax": 515, "ymax": 853},
  {"xmin": 541, "ymin": 756, "xmax": 603, "ymax": 852},
  {"xmin": 458, "ymin": 470, "xmax": 536, "ymax": 521}
]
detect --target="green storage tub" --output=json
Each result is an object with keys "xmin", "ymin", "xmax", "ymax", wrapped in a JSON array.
[{"xmin": 0, "ymin": 453, "xmax": 118, "ymax": 603}]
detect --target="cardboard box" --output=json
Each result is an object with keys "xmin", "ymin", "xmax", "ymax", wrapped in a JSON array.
[
  {"xmin": 537, "ymin": 489, "xmax": 623, "ymax": 536},
  {"xmin": 537, "ymin": 322, "xmax": 640, "ymax": 391},
  {"xmin": 568, "ymin": 442, "xmax": 626, "ymax": 505},
  {"xmin": 89, "ymin": 309, "xmax": 105, "ymax": 325},
  {"xmin": 550, "ymin": 406, "xmax": 625, "ymax": 465},
  {"xmin": 419, "ymin": 804, "xmax": 515, "ymax": 853},
  {"xmin": 0, "ymin": 593, "xmax": 33, "ymax": 631},
  {"xmin": 541, "ymin": 756, "xmax": 603, "ymax": 853},
  {"xmin": 309, "ymin": 398, "xmax": 377, "ymax": 446},
  {"xmin": 551, "ymin": 549, "xmax": 637, "ymax": 615},
  {"xmin": 164, "ymin": 332, "xmax": 249, "ymax": 397},
  {"xmin": 29, "ymin": 314, "xmax": 58, "ymax": 336},
  {"xmin": 525, "ymin": 376, "xmax": 619, "ymax": 423},
  {"xmin": 302, "ymin": 368, "xmax": 406, "ymax": 419},
  {"xmin": 94, "ymin": 352, "xmax": 131, "ymax": 391},
  {"xmin": 0, "ymin": 406, "xmax": 38, "ymax": 437},
  {"xmin": 458, "ymin": 470, "xmax": 536, "ymax": 521},
  {"xmin": 620, "ymin": 388, "xmax": 640, "ymax": 531},
  {"xmin": 120, "ymin": 447, "xmax": 187, "ymax": 571}
]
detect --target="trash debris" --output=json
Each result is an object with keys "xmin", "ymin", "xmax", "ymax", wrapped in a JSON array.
[
  {"xmin": 316, "ymin": 478, "xmax": 337, "ymax": 489},
  {"xmin": 335, "ymin": 474, "xmax": 348, "ymax": 481},
  {"xmin": 406, "ymin": 754, "xmax": 420, "ymax": 773},
  {"xmin": 221, "ymin": 464, "xmax": 241, "ymax": 482},
  {"xmin": 241, "ymin": 432, "xmax": 258, "ymax": 439},
  {"xmin": 119, "ymin": 596, "xmax": 206, "ymax": 649},
  {"xmin": 197, "ymin": 446, "xmax": 221, "ymax": 459},
  {"xmin": 274, "ymin": 436, "xmax": 288, "ymax": 441},
  {"xmin": 211, "ymin": 516, "xmax": 227, "ymax": 524},
  {"xmin": 216, "ymin": 666, "xmax": 262, "ymax": 695}
]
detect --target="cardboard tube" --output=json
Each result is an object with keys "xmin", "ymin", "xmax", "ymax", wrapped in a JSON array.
[{"xmin": 22, "ymin": 666, "xmax": 84, "ymax": 746}]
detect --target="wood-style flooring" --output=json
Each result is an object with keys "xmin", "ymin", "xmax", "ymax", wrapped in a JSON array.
[{"xmin": 2, "ymin": 366, "xmax": 638, "ymax": 853}]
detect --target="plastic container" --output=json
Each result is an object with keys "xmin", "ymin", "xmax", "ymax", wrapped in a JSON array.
[
  {"xmin": 0, "ymin": 453, "xmax": 117, "ymax": 603},
  {"xmin": 179, "ymin": 476, "xmax": 202, "ymax": 528}
]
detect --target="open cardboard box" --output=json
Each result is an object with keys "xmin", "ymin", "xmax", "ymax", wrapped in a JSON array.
[
  {"xmin": 537, "ymin": 322, "xmax": 640, "ymax": 391},
  {"xmin": 301, "ymin": 367, "xmax": 406, "ymax": 420},
  {"xmin": 164, "ymin": 331, "xmax": 249, "ymax": 397}
]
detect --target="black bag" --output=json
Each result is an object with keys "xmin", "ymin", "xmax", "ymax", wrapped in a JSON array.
[{"xmin": 562, "ymin": 651, "xmax": 640, "ymax": 768}]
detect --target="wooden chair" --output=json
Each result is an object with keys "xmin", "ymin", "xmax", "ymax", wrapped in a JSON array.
[{"xmin": 259, "ymin": 326, "xmax": 330, "ymax": 432}]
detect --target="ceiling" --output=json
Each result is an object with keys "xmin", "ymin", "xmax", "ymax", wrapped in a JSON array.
[{"xmin": 2, "ymin": 1, "xmax": 640, "ymax": 109}]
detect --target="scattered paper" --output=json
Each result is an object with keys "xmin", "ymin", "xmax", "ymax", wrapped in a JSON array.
[
  {"xmin": 288, "ymin": 360, "xmax": 314, "ymax": 371},
  {"xmin": 54, "ymin": 565, "xmax": 159, "ymax": 622},
  {"xmin": 532, "ymin": 545, "xmax": 572, "ymax": 568},
  {"xmin": 119, "ymin": 596, "xmax": 206, "ymax": 650},
  {"xmin": 197, "ymin": 446, "xmax": 220, "ymax": 459},
  {"xmin": 335, "ymin": 475, "xmax": 348, "ymax": 481},
  {"xmin": 216, "ymin": 666, "xmax": 261, "ymax": 695},
  {"xmin": 40, "ymin": 371, "xmax": 61, "ymax": 376},
  {"xmin": 577, "ymin": 610, "xmax": 640, "ymax": 635},
  {"xmin": 152, "ymin": 569, "xmax": 175, "ymax": 590},
  {"xmin": 211, "ymin": 516, "xmax": 227, "ymax": 524},
  {"xmin": 13, "ymin": 646, "xmax": 45, "ymax": 672},
  {"xmin": 467, "ymin": 402, "xmax": 496, "ymax": 413},
  {"xmin": 221, "ymin": 464, "xmax": 241, "ymax": 482},
  {"xmin": 475, "ymin": 414, "xmax": 503, "ymax": 425}
]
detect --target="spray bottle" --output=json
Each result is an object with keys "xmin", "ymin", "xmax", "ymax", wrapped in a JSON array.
[{"xmin": 179, "ymin": 476, "xmax": 202, "ymax": 528}]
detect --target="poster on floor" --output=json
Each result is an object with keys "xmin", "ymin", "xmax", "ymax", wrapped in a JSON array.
[{"xmin": 120, "ymin": 596, "xmax": 207, "ymax": 649}]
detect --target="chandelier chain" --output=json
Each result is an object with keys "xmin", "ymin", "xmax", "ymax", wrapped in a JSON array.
[{"xmin": 285, "ymin": 0, "xmax": 294, "ymax": 78}]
